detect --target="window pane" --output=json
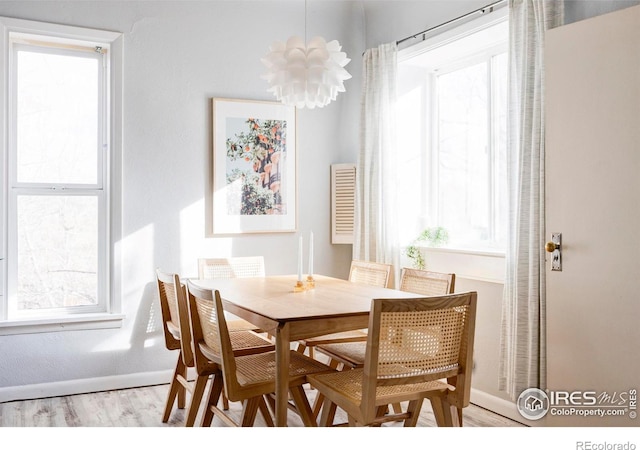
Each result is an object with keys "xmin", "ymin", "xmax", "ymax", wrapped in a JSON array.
[
  {"xmin": 493, "ymin": 52, "xmax": 508, "ymax": 247},
  {"xmin": 397, "ymin": 65, "xmax": 428, "ymax": 242},
  {"xmin": 17, "ymin": 195, "xmax": 98, "ymax": 310},
  {"xmin": 437, "ymin": 62, "xmax": 489, "ymax": 244},
  {"xmin": 16, "ymin": 50, "xmax": 99, "ymax": 184}
]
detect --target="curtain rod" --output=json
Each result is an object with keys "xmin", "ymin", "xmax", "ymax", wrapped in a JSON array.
[{"xmin": 396, "ymin": 0, "xmax": 508, "ymax": 46}]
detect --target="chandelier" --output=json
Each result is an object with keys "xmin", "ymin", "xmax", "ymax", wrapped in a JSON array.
[{"xmin": 261, "ymin": 5, "xmax": 351, "ymax": 109}]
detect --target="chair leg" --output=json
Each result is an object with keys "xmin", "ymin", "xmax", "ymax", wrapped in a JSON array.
[
  {"xmin": 311, "ymin": 391, "xmax": 324, "ymax": 420},
  {"xmin": 289, "ymin": 385, "xmax": 316, "ymax": 427},
  {"xmin": 403, "ymin": 399, "xmax": 424, "ymax": 427},
  {"xmin": 258, "ymin": 395, "xmax": 275, "ymax": 427},
  {"xmin": 429, "ymin": 395, "xmax": 459, "ymax": 427},
  {"xmin": 264, "ymin": 392, "xmax": 276, "ymax": 416},
  {"xmin": 370, "ymin": 405, "xmax": 388, "ymax": 427},
  {"xmin": 162, "ymin": 356, "xmax": 186, "ymax": 422},
  {"xmin": 185, "ymin": 375, "xmax": 209, "ymax": 427},
  {"xmin": 240, "ymin": 397, "xmax": 261, "ymax": 427},
  {"xmin": 318, "ymin": 397, "xmax": 338, "ymax": 427},
  {"xmin": 222, "ymin": 391, "xmax": 230, "ymax": 410},
  {"xmin": 201, "ymin": 373, "xmax": 224, "ymax": 427}
]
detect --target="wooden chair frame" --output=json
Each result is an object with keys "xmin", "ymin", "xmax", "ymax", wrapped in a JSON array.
[
  {"xmin": 312, "ymin": 266, "xmax": 456, "ymax": 421},
  {"xmin": 348, "ymin": 259, "xmax": 393, "ymax": 288},
  {"xmin": 197, "ymin": 256, "xmax": 265, "ymax": 279},
  {"xmin": 156, "ymin": 269, "xmax": 209, "ymax": 426},
  {"xmin": 398, "ymin": 268, "xmax": 455, "ymax": 296},
  {"xmin": 309, "ymin": 292, "xmax": 477, "ymax": 427},
  {"xmin": 187, "ymin": 280, "xmax": 334, "ymax": 427}
]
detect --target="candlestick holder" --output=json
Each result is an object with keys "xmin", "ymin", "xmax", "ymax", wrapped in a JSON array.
[
  {"xmin": 306, "ymin": 275, "xmax": 315, "ymax": 290},
  {"xmin": 293, "ymin": 280, "xmax": 307, "ymax": 292}
]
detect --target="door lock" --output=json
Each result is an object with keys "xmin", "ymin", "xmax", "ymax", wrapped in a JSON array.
[{"xmin": 545, "ymin": 232, "xmax": 562, "ymax": 271}]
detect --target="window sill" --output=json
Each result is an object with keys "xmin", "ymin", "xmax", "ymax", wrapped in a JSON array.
[
  {"xmin": 422, "ymin": 246, "xmax": 505, "ymax": 258},
  {"xmin": 0, "ymin": 313, "xmax": 125, "ymax": 336},
  {"xmin": 405, "ymin": 246, "xmax": 505, "ymax": 284}
]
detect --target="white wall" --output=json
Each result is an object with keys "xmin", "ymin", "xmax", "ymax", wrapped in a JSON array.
[{"xmin": 0, "ymin": 0, "xmax": 363, "ymax": 398}]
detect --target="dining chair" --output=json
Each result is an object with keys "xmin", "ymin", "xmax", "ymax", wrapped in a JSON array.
[
  {"xmin": 314, "ymin": 268, "xmax": 457, "ymax": 420},
  {"xmin": 198, "ymin": 256, "xmax": 265, "ymax": 279},
  {"xmin": 308, "ymin": 291, "xmax": 477, "ymax": 427},
  {"xmin": 187, "ymin": 280, "xmax": 336, "ymax": 427},
  {"xmin": 296, "ymin": 259, "xmax": 392, "ymax": 359},
  {"xmin": 198, "ymin": 256, "xmax": 266, "ymax": 333},
  {"xmin": 348, "ymin": 259, "xmax": 393, "ymax": 288},
  {"xmin": 157, "ymin": 269, "xmax": 274, "ymax": 426},
  {"xmin": 316, "ymin": 268, "xmax": 456, "ymax": 370},
  {"xmin": 399, "ymin": 267, "xmax": 455, "ymax": 297}
]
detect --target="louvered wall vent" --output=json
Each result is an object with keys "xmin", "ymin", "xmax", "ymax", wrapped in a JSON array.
[{"xmin": 331, "ymin": 163, "xmax": 356, "ymax": 244}]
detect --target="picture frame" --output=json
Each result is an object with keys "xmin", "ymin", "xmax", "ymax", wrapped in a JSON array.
[{"xmin": 212, "ymin": 98, "xmax": 297, "ymax": 234}]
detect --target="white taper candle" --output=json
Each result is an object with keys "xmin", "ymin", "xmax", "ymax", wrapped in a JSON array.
[
  {"xmin": 298, "ymin": 235, "xmax": 303, "ymax": 282},
  {"xmin": 308, "ymin": 231, "xmax": 314, "ymax": 277}
]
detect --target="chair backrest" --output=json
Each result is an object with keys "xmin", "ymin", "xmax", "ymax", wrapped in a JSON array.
[
  {"xmin": 186, "ymin": 280, "xmax": 242, "ymax": 401},
  {"xmin": 399, "ymin": 268, "xmax": 455, "ymax": 296},
  {"xmin": 198, "ymin": 256, "xmax": 265, "ymax": 279},
  {"xmin": 156, "ymin": 269, "xmax": 194, "ymax": 366},
  {"xmin": 348, "ymin": 260, "xmax": 393, "ymax": 288},
  {"xmin": 360, "ymin": 292, "xmax": 477, "ymax": 424},
  {"xmin": 185, "ymin": 280, "xmax": 223, "ymax": 375}
]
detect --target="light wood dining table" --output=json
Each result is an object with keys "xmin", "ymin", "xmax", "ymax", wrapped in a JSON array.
[{"xmin": 190, "ymin": 274, "xmax": 420, "ymax": 426}]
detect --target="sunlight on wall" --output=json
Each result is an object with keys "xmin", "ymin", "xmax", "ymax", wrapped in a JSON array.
[
  {"xmin": 90, "ymin": 329, "xmax": 133, "ymax": 353},
  {"xmin": 180, "ymin": 198, "xmax": 233, "ymax": 276},
  {"xmin": 91, "ymin": 223, "xmax": 156, "ymax": 353},
  {"xmin": 122, "ymin": 223, "xmax": 155, "ymax": 290}
]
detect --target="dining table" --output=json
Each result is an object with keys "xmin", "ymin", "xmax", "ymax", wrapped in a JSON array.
[{"xmin": 190, "ymin": 274, "xmax": 420, "ymax": 426}]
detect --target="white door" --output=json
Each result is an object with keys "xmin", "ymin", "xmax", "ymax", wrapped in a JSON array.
[{"xmin": 544, "ymin": 5, "xmax": 640, "ymax": 426}]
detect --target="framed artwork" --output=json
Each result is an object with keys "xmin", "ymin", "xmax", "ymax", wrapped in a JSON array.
[{"xmin": 212, "ymin": 98, "xmax": 297, "ymax": 234}]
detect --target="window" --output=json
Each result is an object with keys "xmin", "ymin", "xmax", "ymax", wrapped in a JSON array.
[
  {"xmin": 397, "ymin": 11, "xmax": 508, "ymax": 252},
  {"xmin": 0, "ymin": 17, "xmax": 123, "ymax": 332}
]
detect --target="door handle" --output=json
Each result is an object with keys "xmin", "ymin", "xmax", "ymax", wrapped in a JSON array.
[
  {"xmin": 545, "ymin": 241, "xmax": 559, "ymax": 252},
  {"xmin": 545, "ymin": 232, "xmax": 562, "ymax": 271}
]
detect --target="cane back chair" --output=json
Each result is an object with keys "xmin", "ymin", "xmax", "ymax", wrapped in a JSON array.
[{"xmin": 308, "ymin": 291, "xmax": 477, "ymax": 427}]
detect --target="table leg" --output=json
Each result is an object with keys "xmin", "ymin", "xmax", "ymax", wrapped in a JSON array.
[{"xmin": 275, "ymin": 323, "xmax": 290, "ymax": 427}]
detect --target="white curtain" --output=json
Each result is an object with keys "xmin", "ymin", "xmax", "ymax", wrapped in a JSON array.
[
  {"xmin": 353, "ymin": 42, "xmax": 400, "ymax": 286},
  {"xmin": 499, "ymin": 0, "xmax": 564, "ymax": 401}
]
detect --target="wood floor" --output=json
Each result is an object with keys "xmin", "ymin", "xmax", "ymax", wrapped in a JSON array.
[{"xmin": 0, "ymin": 382, "xmax": 524, "ymax": 427}]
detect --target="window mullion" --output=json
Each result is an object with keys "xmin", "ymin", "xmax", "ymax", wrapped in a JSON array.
[
  {"xmin": 487, "ymin": 56, "xmax": 496, "ymax": 244},
  {"xmin": 429, "ymin": 71, "xmax": 439, "ymax": 228}
]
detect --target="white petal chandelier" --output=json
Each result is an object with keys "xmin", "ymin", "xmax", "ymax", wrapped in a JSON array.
[{"xmin": 261, "ymin": 35, "xmax": 352, "ymax": 109}]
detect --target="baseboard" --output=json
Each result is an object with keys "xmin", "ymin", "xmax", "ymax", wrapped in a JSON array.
[
  {"xmin": 470, "ymin": 388, "xmax": 532, "ymax": 426},
  {"xmin": 0, "ymin": 370, "xmax": 182, "ymax": 404}
]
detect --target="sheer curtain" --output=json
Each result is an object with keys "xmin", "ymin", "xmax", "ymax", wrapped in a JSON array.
[
  {"xmin": 353, "ymin": 42, "xmax": 400, "ymax": 286},
  {"xmin": 499, "ymin": 0, "xmax": 564, "ymax": 401}
]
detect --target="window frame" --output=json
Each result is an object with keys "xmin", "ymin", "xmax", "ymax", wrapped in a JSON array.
[
  {"xmin": 398, "ymin": 8, "xmax": 509, "ymax": 255},
  {"xmin": 0, "ymin": 16, "xmax": 124, "ymax": 334}
]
